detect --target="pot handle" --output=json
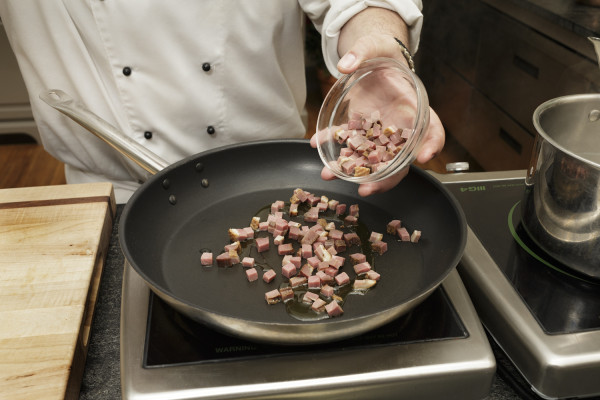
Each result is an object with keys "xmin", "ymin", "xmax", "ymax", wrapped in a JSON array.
[{"xmin": 39, "ymin": 89, "xmax": 169, "ymax": 174}]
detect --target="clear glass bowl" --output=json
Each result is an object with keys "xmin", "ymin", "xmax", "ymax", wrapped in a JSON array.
[{"xmin": 315, "ymin": 57, "xmax": 429, "ymax": 183}]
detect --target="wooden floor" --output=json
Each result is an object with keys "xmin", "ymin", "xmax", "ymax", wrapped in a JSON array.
[
  {"xmin": 0, "ymin": 68, "xmax": 478, "ymax": 190},
  {"xmin": 0, "ymin": 139, "xmax": 66, "ymax": 189}
]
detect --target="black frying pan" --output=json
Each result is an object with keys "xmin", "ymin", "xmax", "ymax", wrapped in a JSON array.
[{"xmin": 41, "ymin": 90, "xmax": 467, "ymax": 345}]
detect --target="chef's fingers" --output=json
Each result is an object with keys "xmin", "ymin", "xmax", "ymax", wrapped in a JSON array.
[
  {"xmin": 321, "ymin": 166, "xmax": 337, "ymax": 181},
  {"xmin": 357, "ymin": 167, "xmax": 409, "ymax": 197},
  {"xmin": 337, "ymin": 34, "xmax": 404, "ymax": 74},
  {"xmin": 416, "ymin": 107, "xmax": 445, "ymax": 164}
]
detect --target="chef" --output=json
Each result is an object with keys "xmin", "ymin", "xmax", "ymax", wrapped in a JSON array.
[{"xmin": 0, "ymin": 0, "xmax": 443, "ymax": 203}]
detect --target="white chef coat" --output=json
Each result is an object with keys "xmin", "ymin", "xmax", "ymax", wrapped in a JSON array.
[{"xmin": 0, "ymin": 0, "xmax": 423, "ymax": 203}]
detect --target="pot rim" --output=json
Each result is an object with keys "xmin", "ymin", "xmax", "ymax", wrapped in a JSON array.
[{"xmin": 533, "ymin": 93, "xmax": 600, "ymax": 170}]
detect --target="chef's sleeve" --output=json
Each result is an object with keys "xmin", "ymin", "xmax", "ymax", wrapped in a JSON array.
[{"xmin": 299, "ymin": 0, "xmax": 423, "ymax": 78}]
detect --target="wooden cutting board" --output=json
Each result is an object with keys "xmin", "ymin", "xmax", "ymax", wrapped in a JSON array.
[{"xmin": 0, "ymin": 182, "xmax": 115, "ymax": 400}]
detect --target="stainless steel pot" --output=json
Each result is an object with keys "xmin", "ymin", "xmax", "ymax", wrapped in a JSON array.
[{"xmin": 522, "ymin": 94, "xmax": 600, "ymax": 280}]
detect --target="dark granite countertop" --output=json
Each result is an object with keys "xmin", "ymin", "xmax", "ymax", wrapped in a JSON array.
[{"xmin": 77, "ymin": 205, "xmax": 540, "ymax": 400}]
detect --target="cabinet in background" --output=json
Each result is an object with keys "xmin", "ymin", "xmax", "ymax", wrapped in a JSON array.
[{"xmin": 417, "ymin": 1, "xmax": 600, "ymax": 171}]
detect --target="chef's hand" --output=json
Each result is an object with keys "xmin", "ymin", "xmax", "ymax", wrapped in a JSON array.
[
  {"xmin": 310, "ymin": 8, "xmax": 445, "ymax": 197},
  {"xmin": 309, "ymin": 40, "xmax": 445, "ymax": 196}
]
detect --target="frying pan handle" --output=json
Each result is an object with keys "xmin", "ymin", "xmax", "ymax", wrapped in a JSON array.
[{"xmin": 39, "ymin": 89, "xmax": 169, "ymax": 175}]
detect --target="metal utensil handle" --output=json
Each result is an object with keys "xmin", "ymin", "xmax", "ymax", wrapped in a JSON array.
[{"xmin": 39, "ymin": 89, "xmax": 169, "ymax": 174}]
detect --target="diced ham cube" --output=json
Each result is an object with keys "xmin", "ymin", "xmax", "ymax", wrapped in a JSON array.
[
  {"xmin": 250, "ymin": 216, "xmax": 260, "ymax": 230},
  {"xmin": 325, "ymin": 301, "xmax": 344, "ymax": 317},
  {"xmin": 383, "ymin": 125, "xmax": 398, "ymax": 136},
  {"xmin": 200, "ymin": 252, "xmax": 213, "ymax": 266},
  {"xmin": 306, "ymin": 256, "xmax": 320, "ymax": 267},
  {"xmin": 228, "ymin": 228, "xmax": 243, "ymax": 241},
  {"xmin": 369, "ymin": 232, "xmax": 383, "ymax": 242},
  {"xmin": 224, "ymin": 241, "xmax": 240, "ymax": 253},
  {"xmin": 354, "ymin": 262, "xmax": 372, "ymax": 275},
  {"xmin": 242, "ymin": 257, "xmax": 254, "ymax": 268},
  {"xmin": 377, "ymin": 134, "xmax": 390, "ymax": 145},
  {"xmin": 317, "ymin": 270, "xmax": 334, "ymax": 284},
  {"xmin": 354, "ymin": 166, "xmax": 370, "ymax": 177},
  {"xmin": 216, "ymin": 252, "xmax": 232, "ymax": 267},
  {"xmin": 255, "ymin": 237, "xmax": 270, "ymax": 252},
  {"xmin": 302, "ymin": 291, "xmax": 320, "ymax": 304},
  {"xmin": 271, "ymin": 200, "xmax": 285, "ymax": 213},
  {"xmin": 301, "ymin": 244, "xmax": 312, "ymax": 259},
  {"xmin": 328, "ymin": 199, "xmax": 339, "ymax": 211},
  {"xmin": 307, "ymin": 195, "xmax": 320, "ymax": 206},
  {"xmin": 228, "ymin": 249, "xmax": 240, "ymax": 264},
  {"xmin": 334, "ymin": 239, "xmax": 347, "ymax": 253},
  {"xmin": 411, "ymin": 230, "xmax": 422, "ymax": 243},
  {"xmin": 308, "ymin": 275, "xmax": 321, "ymax": 289},
  {"xmin": 282, "ymin": 263, "xmax": 297, "ymax": 278},
  {"xmin": 348, "ymin": 118, "xmax": 363, "ymax": 130},
  {"xmin": 290, "ymin": 276, "xmax": 307, "ymax": 287},
  {"xmin": 329, "ymin": 229, "xmax": 344, "ymax": 241},
  {"xmin": 291, "ymin": 188, "xmax": 309, "ymax": 203},
  {"xmin": 335, "ymin": 204, "xmax": 347, "ymax": 215},
  {"xmin": 317, "ymin": 261, "xmax": 329, "ymax": 271},
  {"xmin": 344, "ymin": 232, "xmax": 361, "ymax": 246},
  {"xmin": 288, "ymin": 226, "xmax": 301, "ymax": 240},
  {"xmin": 371, "ymin": 240, "xmax": 388, "ymax": 255},
  {"xmin": 353, "ymin": 279, "xmax": 377, "ymax": 290},
  {"xmin": 350, "ymin": 253, "xmax": 366, "ymax": 264},
  {"xmin": 278, "ymin": 243, "xmax": 294, "ymax": 255},
  {"xmin": 398, "ymin": 227, "xmax": 410, "ymax": 241},
  {"xmin": 344, "ymin": 215, "xmax": 358, "ymax": 225},
  {"xmin": 274, "ymin": 235, "xmax": 285, "ymax": 245},
  {"xmin": 279, "ymin": 286, "xmax": 294, "ymax": 302},
  {"xmin": 367, "ymin": 149, "xmax": 383, "ymax": 164},
  {"xmin": 349, "ymin": 204, "xmax": 359, "ymax": 217},
  {"xmin": 301, "ymin": 225, "xmax": 321, "ymax": 245},
  {"xmin": 263, "ymin": 269, "xmax": 277, "ymax": 283},
  {"xmin": 265, "ymin": 289, "xmax": 281, "ymax": 304},
  {"xmin": 387, "ymin": 220, "xmax": 402, "ymax": 235},
  {"xmin": 275, "ymin": 218, "xmax": 288, "ymax": 231},
  {"xmin": 300, "ymin": 264, "xmax": 314, "ymax": 278},
  {"xmin": 289, "ymin": 256, "xmax": 301, "ymax": 268},
  {"xmin": 329, "ymin": 255, "xmax": 345, "ymax": 269},
  {"xmin": 246, "ymin": 268, "xmax": 258, "ymax": 282},
  {"xmin": 389, "ymin": 131, "xmax": 403, "ymax": 145},
  {"xmin": 340, "ymin": 158, "xmax": 356, "ymax": 175},
  {"xmin": 303, "ymin": 207, "xmax": 319, "ymax": 223},
  {"xmin": 366, "ymin": 270, "xmax": 381, "ymax": 281},
  {"xmin": 314, "ymin": 244, "xmax": 332, "ymax": 262},
  {"xmin": 335, "ymin": 272, "xmax": 350, "ymax": 286},
  {"xmin": 321, "ymin": 284, "xmax": 334, "ymax": 298},
  {"xmin": 311, "ymin": 298, "xmax": 327, "ymax": 312}
]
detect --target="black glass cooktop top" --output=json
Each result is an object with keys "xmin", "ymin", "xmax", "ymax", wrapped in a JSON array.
[
  {"xmin": 446, "ymin": 178, "xmax": 600, "ymax": 335},
  {"xmin": 143, "ymin": 286, "xmax": 467, "ymax": 368}
]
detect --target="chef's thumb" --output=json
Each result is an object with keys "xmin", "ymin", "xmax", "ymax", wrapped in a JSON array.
[{"xmin": 337, "ymin": 34, "xmax": 399, "ymax": 74}]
